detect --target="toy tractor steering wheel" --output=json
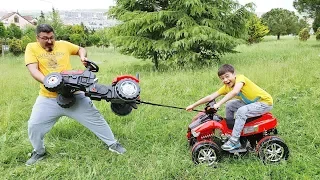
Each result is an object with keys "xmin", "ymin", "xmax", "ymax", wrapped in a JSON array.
[{"xmin": 84, "ymin": 60, "xmax": 99, "ymax": 72}]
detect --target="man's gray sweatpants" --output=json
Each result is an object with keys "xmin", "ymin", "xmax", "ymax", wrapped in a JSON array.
[
  {"xmin": 225, "ymin": 99, "xmax": 273, "ymax": 141},
  {"xmin": 28, "ymin": 93, "xmax": 117, "ymax": 154}
]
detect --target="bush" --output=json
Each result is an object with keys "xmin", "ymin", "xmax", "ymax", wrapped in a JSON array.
[
  {"xmin": 316, "ymin": 28, "xmax": 320, "ymax": 40},
  {"xmin": 0, "ymin": 39, "xmax": 2, "ymax": 54},
  {"xmin": 298, "ymin": 28, "xmax": 310, "ymax": 41},
  {"xmin": 21, "ymin": 36, "xmax": 32, "ymax": 51},
  {"xmin": 9, "ymin": 38, "xmax": 23, "ymax": 56}
]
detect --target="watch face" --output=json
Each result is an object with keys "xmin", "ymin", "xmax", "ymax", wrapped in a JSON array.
[{"xmin": 119, "ymin": 81, "xmax": 138, "ymax": 96}]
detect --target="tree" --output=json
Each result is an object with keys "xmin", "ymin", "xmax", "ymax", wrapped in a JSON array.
[
  {"xmin": 0, "ymin": 22, "xmax": 6, "ymax": 39},
  {"xmin": 316, "ymin": 27, "xmax": 320, "ymax": 40},
  {"xmin": 293, "ymin": 0, "xmax": 320, "ymax": 18},
  {"xmin": 296, "ymin": 17, "xmax": 309, "ymax": 34},
  {"xmin": 247, "ymin": 14, "xmax": 269, "ymax": 44},
  {"xmin": 38, "ymin": 11, "xmax": 46, "ymax": 25},
  {"xmin": 312, "ymin": 16, "xmax": 320, "ymax": 32},
  {"xmin": 48, "ymin": 8, "xmax": 64, "ymax": 39},
  {"xmin": 261, "ymin": 8, "xmax": 299, "ymax": 40},
  {"xmin": 23, "ymin": 26, "xmax": 36, "ymax": 41},
  {"xmin": 6, "ymin": 23, "xmax": 22, "ymax": 39},
  {"xmin": 298, "ymin": 28, "xmax": 310, "ymax": 41},
  {"xmin": 108, "ymin": 0, "xmax": 253, "ymax": 69}
]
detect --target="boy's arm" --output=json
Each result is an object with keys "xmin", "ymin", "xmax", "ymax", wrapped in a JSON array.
[
  {"xmin": 186, "ymin": 91, "xmax": 221, "ymax": 111},
  {"xmin": 214, "ymin": 82, "xmax": 244, "ymax": 109}
]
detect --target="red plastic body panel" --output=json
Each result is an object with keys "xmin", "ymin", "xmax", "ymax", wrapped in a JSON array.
[
  {"xmin": 112, "ymin": 75, "xmax": 140, "ymax": 84},
  {"xmin": 187, "ymin": 112, "xmax": 277, "ymax": 140},
  {"xmin": 61, "ymin": 70, "xmax": 84, "ymax": 75}
]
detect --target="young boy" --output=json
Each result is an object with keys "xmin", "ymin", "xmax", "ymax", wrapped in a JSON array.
[{"xmin": 186, "ymin": 64, "xmax": 273, "ymax": 151}]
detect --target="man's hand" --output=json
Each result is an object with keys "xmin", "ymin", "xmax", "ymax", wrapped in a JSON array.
[
  {"xmin": 78, "ymin": 47, "xmax": 88, "ymax": 67},
  {"xmin": 80, "ymin": 56, "xmax": 88, "ymax": 66}
]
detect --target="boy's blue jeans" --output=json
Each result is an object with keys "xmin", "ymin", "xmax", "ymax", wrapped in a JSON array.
[
  {"xmin": 28, "ymin": 93, "xmax": 117, "ymax": 155},
  {"xmin": 225, "ymin": 99, "xmax": 273, "ymax": 141}
]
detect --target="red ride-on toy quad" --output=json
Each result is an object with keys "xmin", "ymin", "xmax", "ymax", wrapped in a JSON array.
[
  {"xmin": 187, "ymin": 101, "xmax": 289, "ymax": 166},
  {"xmin": 43, "ymin": 60, "xmax": 140, "ymax": 116}
]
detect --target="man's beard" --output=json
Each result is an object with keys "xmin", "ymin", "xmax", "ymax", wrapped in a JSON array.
[{"xmin": 47, "ymin": 47, "xmax": 53, "ymax": 52}]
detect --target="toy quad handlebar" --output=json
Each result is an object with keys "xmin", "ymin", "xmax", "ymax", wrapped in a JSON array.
[
  {"xmin": 204, "ymin": 100, "xmax": 218, "ymax": 115},
  {"xmin": 84, "ymin": 60, "xmax": 99, "ymax": 72}
]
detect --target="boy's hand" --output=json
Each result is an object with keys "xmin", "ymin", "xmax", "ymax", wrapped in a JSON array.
[
  {"xmin": 186, "ymin": 104, "xmax": 195, "ymax": 111},
  {"xmin": 213, "ymin": 104, "xmax": 220, "ymax": 110}
]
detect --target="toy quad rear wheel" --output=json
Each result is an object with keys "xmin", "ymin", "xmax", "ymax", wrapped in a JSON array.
[
  {"xmin": 256, "ymin": 136, "xmax": 289, "ymax": 163},
  {"xmin": 56, "ymin": 94, "xmax": 76, "ymax": 108},
  {"xmin": 44, "ymin": 72, "xmax": 63, "ymax": 92},
  {"xmin": 192, "ymin": 140, "xmax": 222, "ymax": 166},
  {"xmin": 115, "ymin": 79, "xmax": 140, "ymax": 101},
  {"xmin": 110, "ymin": 103, "xmax": 133, "ymax": 116}
]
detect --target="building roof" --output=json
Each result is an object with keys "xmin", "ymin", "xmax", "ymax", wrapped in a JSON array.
[
  {"xmin": 0, "ymin": 12, "xmax": 36, "ymax": 25},
  {"xmin": 0, "ymin": 12, "xmax": 16, "ymax": 21}
]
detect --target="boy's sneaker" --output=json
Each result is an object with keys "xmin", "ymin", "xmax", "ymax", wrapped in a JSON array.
[
  {"xmin": 221, "ymin": 140, "xmax": 241, "ymax": 151},
  {"xmin": 108, "ymin": 142, "xmax": 126, "ymax": 154},
  {"xmin": 25, "ymin": 151, "xmax": 46, "ymax": 166}
]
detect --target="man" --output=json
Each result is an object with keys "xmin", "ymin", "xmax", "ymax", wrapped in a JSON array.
[{"xmin": 24, "ymin": 24, "xmax": 125, "ymax": 166}]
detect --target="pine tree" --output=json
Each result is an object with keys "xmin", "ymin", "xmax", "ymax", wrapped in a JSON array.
[
  {"xmin": 108, "ymin": 0, "xmax": 253, "ymax": 69},
  {"xmin": 38, "ymin": 11, "xmax": 46, "ymax": 25},
  {"xmin": 247, "ymin": 14, "xmax": 269, "ymax": 44}
]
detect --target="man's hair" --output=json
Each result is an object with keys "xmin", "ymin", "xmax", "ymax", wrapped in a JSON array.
[
  {"xmin": 36, "ymin": 24, "xmax": 54, "ymax": 35},
  {"xmin": 218, "ymin": 64, "xmax": 235, "ymax": 76}
]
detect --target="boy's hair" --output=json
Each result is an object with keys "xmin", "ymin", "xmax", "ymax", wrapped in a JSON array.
[
  {"xmin": 218, "ymin": 64, "xmax": 235, "ymax": 76},
  {"xmin": 36, "ymin": 24, "xmax": 54, "ymax": 35}
]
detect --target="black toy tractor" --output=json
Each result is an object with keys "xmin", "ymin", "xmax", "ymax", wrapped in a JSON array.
[{"xmin": 43, "ymin": 60, "xmax": 140, "ymax": 116}]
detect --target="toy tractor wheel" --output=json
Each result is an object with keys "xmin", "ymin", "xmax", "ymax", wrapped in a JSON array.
[
  {"xmin": 56, "ymin": 94, "xmax": 76, "ymax": 108},
  {"xmin": 192, "ymin": 140, "xmax": 222, "ymax": 166},
  {"xmin": 110, "ymin": 103, "xmax": 133, "ymax": 116},
  {"xmin": 256, "ymin": 136, "xmax": 289, "ymax": 163},
  {"xmin": 44, "ymin": 72, "xmax": 63, "ymax": 92},
  {"xmin": 115, "ymin": 79, "xmax": 140, "ymax": 101}
]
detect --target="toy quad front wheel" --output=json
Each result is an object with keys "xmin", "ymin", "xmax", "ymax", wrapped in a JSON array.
[
  {"xmin": 256, "ymin": 136, "xmax": 289, "ymax": 163},
  {"xmin": 44, "ymin": 72, "xmax": 63, "ymax": 92},
  {"xmin": 192, "ymin": 140, "xmax": 222, "ymax": 166}
]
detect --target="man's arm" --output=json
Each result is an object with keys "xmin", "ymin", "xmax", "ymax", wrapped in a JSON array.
[
  {"xmin": 78, "ymin": 47, "xmax": 87, "ymax": 64},
  {"xmin": 26, "ymin": 63, "xmax": 45, "ymax": 83}
]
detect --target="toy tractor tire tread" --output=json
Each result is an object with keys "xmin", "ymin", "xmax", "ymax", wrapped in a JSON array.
[
  {"xmin": 110, "ymin": 103, "xmax": 133, "ymax": 116},
  {"xmin": 256, "ymin": 136, "xmax": 289, "ymax": 163},
  {"xmin": 44, "ymin": 72, "xmax": 63, "ymax": 92},
  {"xmin": 56, "ymin": 95, "xmax": 76, "ymax": 108}
]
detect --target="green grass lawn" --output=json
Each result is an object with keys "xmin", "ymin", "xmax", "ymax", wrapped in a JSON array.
[{"xmin": 0, "ymin": 36, "xmax": 319, "ymax": 179}]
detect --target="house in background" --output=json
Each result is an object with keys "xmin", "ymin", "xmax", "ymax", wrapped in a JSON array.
[{"xmin": 0, "ymin": 12, "xmax": 36, "ymax": 29}]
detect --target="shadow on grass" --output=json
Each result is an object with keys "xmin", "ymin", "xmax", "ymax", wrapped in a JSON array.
[
  {"xmin": 125, "ymin": 60, "xmax": 221, "ymax": 74},
  {"xmin": 311, "ymin": 44, "xmax": 320, "ymax": 48}
]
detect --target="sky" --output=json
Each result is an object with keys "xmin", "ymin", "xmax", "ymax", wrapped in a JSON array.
[
  {"xmin": 238, "ymin": 0, "xmax": 296, "ymax": 13},
  {"xmin": 0, "ymin": 0, "xmax": 296, "ymax": 13},
  {"xmin": 0, "ymin": 0, "xmax": 116, "ymax": 11}
]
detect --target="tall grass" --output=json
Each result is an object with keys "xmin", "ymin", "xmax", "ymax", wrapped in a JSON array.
[{"xmin": 0, "ymin": 36, "xmax": 319, "ymax": 179}]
